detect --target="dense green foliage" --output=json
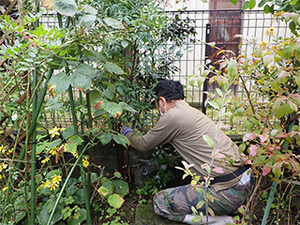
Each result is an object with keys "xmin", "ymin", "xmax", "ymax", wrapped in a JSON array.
[{"xmin": 0, "ymin": 0, "xmax": 195, "ymax": 224}]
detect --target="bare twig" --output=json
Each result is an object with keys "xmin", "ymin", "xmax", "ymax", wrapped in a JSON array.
[{"xmin": 242, "ymin": 175, "xmax": 263, "ymax": 222}]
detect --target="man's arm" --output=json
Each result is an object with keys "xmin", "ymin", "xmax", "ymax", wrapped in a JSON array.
[{"xmin": 125, "ymin": 111, "xmax": 180, "ymax": 151}]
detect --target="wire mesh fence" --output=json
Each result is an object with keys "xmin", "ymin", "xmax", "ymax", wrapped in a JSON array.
[
  {"xmin": 167, "ymin": 9, "xmax": 290, "ymax": 105},
  {"xmin": 39, "ymin": 10, "xmax": 289, "ymax": 128}
]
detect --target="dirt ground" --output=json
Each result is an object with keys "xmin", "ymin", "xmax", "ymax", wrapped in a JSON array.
[{"xmin": 90, "ymin": 183, "xmax": 300, "ymax": 225}]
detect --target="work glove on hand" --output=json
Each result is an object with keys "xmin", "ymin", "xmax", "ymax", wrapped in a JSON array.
[{"xmin": 121, "ymin": 125, "xmax": 133, "ymax": 136}]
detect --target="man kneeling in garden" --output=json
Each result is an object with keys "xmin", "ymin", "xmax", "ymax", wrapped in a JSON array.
[{"xmin": 121, "ymin": 79, "xmax": 253, "ymax": 225}]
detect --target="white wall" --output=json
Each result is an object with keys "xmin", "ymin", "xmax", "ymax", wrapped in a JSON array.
[{"xmin": 162, "ymin": 0, "xmax": 209, "ymax": 11}]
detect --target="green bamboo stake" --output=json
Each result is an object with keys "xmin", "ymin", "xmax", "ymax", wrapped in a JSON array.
[
  {"xmin": 86, "ymin": 91, "xmax": 93, "ymax": 199},
  {"xmin": 29, "ymin": 1, "xmax": 40, "ymax": 223},
  {"xmin": 16, "ymin": 69, "xmax": 54, "ymax": 169},
  {"xmin": 68, "ymin": 86, "xmax": 92, "ymax": 224},
  {"xmin": 261, "ymin": 179, "xmax": 278, "ymax": 225},
  {"xmin": 29, "ymin": 68, "xmax": 38, "ymax": 224}
]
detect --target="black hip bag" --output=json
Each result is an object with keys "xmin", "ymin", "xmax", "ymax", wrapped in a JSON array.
[{"xmin": 210, "ymin": 164, "xmax": 251, "ymax": 185}]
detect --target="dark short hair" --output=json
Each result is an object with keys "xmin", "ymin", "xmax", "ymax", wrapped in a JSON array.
[{"xmin": 153, "ymin": 79, "xmax": 184, "ymax": 102}]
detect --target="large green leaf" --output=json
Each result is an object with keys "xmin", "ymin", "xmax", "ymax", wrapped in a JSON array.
[
  {"xmin": 263, "ymin": 4, "xmax": 274, "ymax": 14},
  {"xmin": 68, "ymin": 135, "xmax": 84, "ymax": 146},
  {"xmin": 227, "ymin": 59, "xmax": 238, "ymax": 77},
  {"xmin": 62, "ymin": 126, "xmax": 75, "ymax": 140},
  {"xmin": 69, "ymin": 64, "xmax": 96, "ymax": 89},
  {"xmin": 119, "ymin": 102, "xmax": 137, "ymax": 113},
  {"xmin": 45, "ymin": 96, "xmax": 64, "ymax": 112},
  {"xmin": 272, "ymin": 161, "xmax": 283, "ymax": 177},
  {"xmin": 258, "ymin": 0, "xmax": 266, "ymax": 7},
  {"xmin": 88, "ymin": 89, "xmax": 102, "ymax": 105},
  {"xmin": 64, "ymin": 143, "xmax": 77, "ymax": 154},
  {"xmin": 100, "ymin": 179, "xmax": 114, "ymax": 198},
  {"xmin": 98, "ymin": 186, "xmax": 109, "ymax": 197},
  {"xmin": 49, "ymin": 72, "xmax": 71, "ymax": 93},
  {"xmin": 14, "ymin": 210, "xmax": 26, "ymax": 224},
  {"xmin": 103, "ymin": 62, "xmax": 124, "ymax": 74},
  {"xmin": 54, "ymin": 0, "xmax": 77, "ymax": 17},
  {"xmin": 275, "ymin": 103, "xmax": 292, "ymax": 119},
  {"xmin": 103, "ymin": 17, "xmax": 124, "ymax": 29},
  {"xmin": 282, "ymin": 46, "xmax": 294, "ymax": 59},
  {"xmin": 98, "ymin": 132, "xmax": 112, "ymax": 145},
  {"xmin": 70, "ymin": 72, "xmax": 91, "ymax": 90},
  {"xmin": 83, "ymin": 5, "xmax": 97, "ymax": 15},
  {"xmin": 38, "ymin": 200, "xmax": 63, "ymax": 225},
  {"xmin": 67, "ymin": 185, "xmax": 77, "ymax": 196},
  {"xmin": 73, "ymin": 189, "xmax": 85, "ymax": 205},
  {"xmin": 112, "ymin": 180, "xmax": 129, "ymax": 197},
  {"xmin": 108, "ymin": 194, "xmax": 125, "ymax": 209},
  {"xmin": 48, "ymin": 139, "xmax": 62, "ymax": 150},
  {"xmin": 113, "ymin": 134, "xmax": 130, "ymax": 147},
  {"xmin": 37, "ymin": 207, "xmax": 49, "ymax": 225},
  {"xmin": 75, "ymin": 63, "xmax": 97, "ymax": 77},
  {"xmin": 80, "ymin": 15, "xmax": 96, "ymax": 27},
  {"xmin": 249, "ymin": 0, "xmax": 256, "ymax": 9},
  {"xmin": 208, "ymin": 100, "xmax": 221, "ymax": 110},
  {"xmin": 36, "ymin": 141, "xmax": 49, "ymax": 154},
  {"xmin": 101, "ymin": 101, "xmax": 123, "ymax": 116}
]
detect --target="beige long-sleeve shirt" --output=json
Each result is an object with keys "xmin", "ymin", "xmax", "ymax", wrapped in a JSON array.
[{"xmin": 126, "ymin": 100, "xmax": 246, "ymax": 191}]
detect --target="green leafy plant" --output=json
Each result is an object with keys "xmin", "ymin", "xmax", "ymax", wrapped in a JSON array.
[
  {"xmin": 0, "ymin": 0, "xmax": 196, "ymax": 224},
  {"xmin": 188, "ymin": 3, "xmax": 300, "ymax": 222},
  {"xmin": 136, "ymin": 145, "xmax": 183, "ymax": 199}
]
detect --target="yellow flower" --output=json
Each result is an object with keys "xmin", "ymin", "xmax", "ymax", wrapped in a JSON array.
[
  {"xmin": 6, "ymin": 149, "xmax": 13, "ymax": 155},
  {"xmin": 0, "ymin": 174, "xmax": 2, "ymax": 180},
  {"xmin": 82, "ymin": 158, "xmax": 89, "ymax": 168},
  {"xmin": 265, "ymin": 26, "xmax": 274, "ymax": 36},
  {"xmin": 41, "ymin": 180, "xmax": 51, "ymax": 189},
  {"xmin": 2, "ymin": 187, "xmax": 8, "ymax": 192},
  {"xmin": 49, "ymin": 127, "xmax": 60, "ymax": 138},
  {"xmin": 257, "ymin": 80, "xmax": 264, "ymax": 85},
  {"xmin": 0, "ymin": 145, "xmax": 6, "ymax": 154},
  {"xmin": 51, "ymin": 175, "xmax": 62, "ymax": 184},
  {"xmin": 0, "ymin": 163, "xmax": 8, "ymax": 172},
  {"xmin": 49, "ymin": 147, "xmax": 57, "ymax": 155},
  {"xmin": 259, "ymin": 41, "xmax": 267, "ymax": 47},
  {"xmin": 41, "ymin": 157, "xmax": 50, "ymax": 164},
  {"xmin": 50, "ymin": 181, "xmax": 59, "ymax": 191}
]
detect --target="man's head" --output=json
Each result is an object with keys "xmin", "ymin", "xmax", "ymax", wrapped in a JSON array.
[
  {"xmin": 153, "ymin": 79, "xmax": 184, "ymax": 102},
  {"xmin": 153, "ymin": 80, "xmax": 184, "ymax": 115}
]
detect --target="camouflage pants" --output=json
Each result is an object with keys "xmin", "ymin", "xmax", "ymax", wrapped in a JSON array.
[{"xmin": 153, "ymin": 174, "xmax": 253, "ymax": 222}]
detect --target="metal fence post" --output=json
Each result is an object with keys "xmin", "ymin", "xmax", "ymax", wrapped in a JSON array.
[{"xmin": 202, "ymin": 23, "xmax": 211, "ymax": 114}]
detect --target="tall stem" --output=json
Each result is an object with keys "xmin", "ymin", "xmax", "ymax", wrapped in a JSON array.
[
  {"xmin": 204, "ymin": 91, "xmax": 228, "ymax": 222},
  {"xmin": 30, "ymin": 68, "xmax": 38, "ymax": 224},
  {"xmin": 86, "ymin": 91, "xmax": 93, "ymax": 200},
  {"xmin": 16, "ymin": 69, "xmax": 54, "ymax": 169},
  {"xmin": 68, "ymin": 86, "xmax": 92, "ymax": 224}
]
